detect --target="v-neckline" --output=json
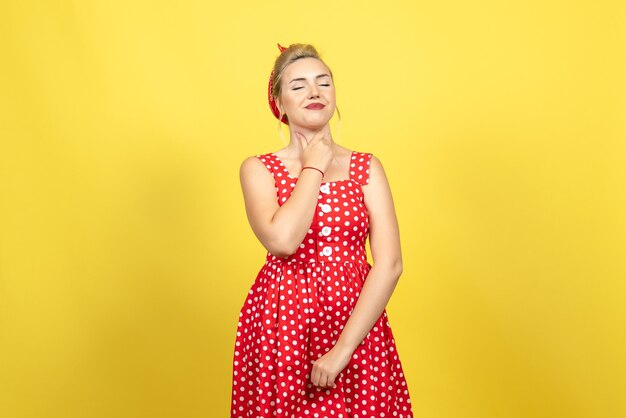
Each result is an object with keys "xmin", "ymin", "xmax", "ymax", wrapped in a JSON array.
[{"xmin": 271, "ymin": 151, "xmax": 355, "ymax": 184}]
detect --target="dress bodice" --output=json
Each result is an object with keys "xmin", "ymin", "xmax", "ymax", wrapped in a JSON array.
[{"xmin": 255, "ymin": 151, "xmax": 373, "ymax": 265}]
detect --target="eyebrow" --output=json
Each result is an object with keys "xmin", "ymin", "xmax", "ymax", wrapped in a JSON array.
[{"xmin": 289, "ymin": 74, "xmax": 331, "ymax": 84}]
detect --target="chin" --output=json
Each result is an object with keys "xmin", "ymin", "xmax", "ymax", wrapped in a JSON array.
[{"xmin": 299, "ymin": 116, "xmax": 332, "ymax": 129}]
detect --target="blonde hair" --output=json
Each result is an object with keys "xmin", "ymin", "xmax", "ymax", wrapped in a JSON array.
[{"xmin": 271, "ymin": 43, "xmax": 341, "ymax": 144}]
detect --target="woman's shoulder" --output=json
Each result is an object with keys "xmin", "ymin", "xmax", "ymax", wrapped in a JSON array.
[
  {"xmin": 241, "ymin": 151, "xmax": 275, "ymax": 164},
  {"xmin": 239, "ymin": 152, "xmax": 275, "ymax": 178}
]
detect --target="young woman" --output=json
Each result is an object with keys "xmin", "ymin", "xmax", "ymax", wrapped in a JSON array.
[{"xmin": 231, "ymin": 43, "xmax": 413, "ymax": 417}]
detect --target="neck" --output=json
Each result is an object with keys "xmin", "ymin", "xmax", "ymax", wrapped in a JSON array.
[{"xmin": 285, "ymin": 124, "xmax": 335, "ymax": 156}]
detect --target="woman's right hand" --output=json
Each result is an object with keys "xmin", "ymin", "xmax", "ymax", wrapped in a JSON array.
[{"xmin": 295, "ymin": 125, "xmax": 334, "ymax": 174}]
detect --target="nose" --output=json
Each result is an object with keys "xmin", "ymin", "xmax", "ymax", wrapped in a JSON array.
[{"xmin": 308, "ymin": 83, "xmax": 320, "ymax": 98}]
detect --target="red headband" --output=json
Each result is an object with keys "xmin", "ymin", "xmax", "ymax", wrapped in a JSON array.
[{"xmin": 268, "ymin": 43, "xmax": 289, "ymax": 125}]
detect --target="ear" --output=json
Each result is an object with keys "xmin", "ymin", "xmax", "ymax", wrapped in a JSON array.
[{"xmin": 274, "ymin": 97, "xmax": 283, "ymax": 114}]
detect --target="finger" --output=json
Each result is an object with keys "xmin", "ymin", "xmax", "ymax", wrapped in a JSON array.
[
  {"xmin": 312, "ymin": 127, "xmax": 328, "ymax": 142},
  {"xmin": 307, "ymin": 131, "xmax": 320, "ymax": 145},
  {"xmin": 324, "ymin": 374, "xmax": 331, "ymax": 388},
  {"xmin": 320, "ymin": 124, "xmax": 332, "ymax": 144},
  {"xmin": 316, "ymin": 370, "xmax": 326, "ymax": 388},
  {"xmin": 295, "ymin": 131, "xmax": 308, "ymax": 148},
  {"xmin": 310, "ymin": 366, "xmax": 319, "ymax": 386},
  {"xmin": 314, "ymin": 374, "xmax": 323, "ymax": 387},
  {"xmin": 323, "ymin": 124, "xmax": 332, "ymax": 141}
]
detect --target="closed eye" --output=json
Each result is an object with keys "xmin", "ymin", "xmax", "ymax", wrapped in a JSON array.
[{"xmin": 292, "ymin": 84, "xmax": 330, "ymax": 90}]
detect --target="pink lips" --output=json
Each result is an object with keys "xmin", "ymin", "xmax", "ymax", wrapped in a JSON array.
[{"xmin": 305, "ymin": 103, "xmax": 325, "ymax": 110}]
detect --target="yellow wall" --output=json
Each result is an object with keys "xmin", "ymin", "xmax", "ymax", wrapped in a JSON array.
[{"xmin": 1, "ymin": 1, "xmax": 625, "ymax": 417}]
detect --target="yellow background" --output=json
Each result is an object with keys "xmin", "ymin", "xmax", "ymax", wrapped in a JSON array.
[{"xmin": 1, "ymin": 1, "xmax": 625, "ymax": 417}]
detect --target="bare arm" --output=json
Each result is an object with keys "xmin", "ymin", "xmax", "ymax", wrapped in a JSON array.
[
  {"xmin": 239, "ymin": 156, "xmax": 323, "ymax": 257},
  {"xmin": 333, "ymin": 154, "xmax": 403, "ymax": 354}
]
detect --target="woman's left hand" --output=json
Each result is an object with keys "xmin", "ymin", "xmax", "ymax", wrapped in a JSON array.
[{"xmin": 310, "ymin": 344, "xmax": 354, "ymax": 388}]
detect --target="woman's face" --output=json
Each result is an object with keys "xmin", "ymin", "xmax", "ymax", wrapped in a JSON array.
[{"xmin": 276, "ymin": 57, "xmax": 336, "ymax": 129}]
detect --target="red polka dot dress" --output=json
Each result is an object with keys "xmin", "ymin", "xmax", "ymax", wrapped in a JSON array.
[{"xmin": 231, "ymin": 151, "xmax": 413, "ymax": 417}]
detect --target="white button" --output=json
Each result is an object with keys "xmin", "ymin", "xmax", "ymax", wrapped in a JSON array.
[
  {"xmin": 322, "ymin": 246, "xmax": 332, "ymax": 256},
  {"xmin": 320, "ymin": 184, "xmax": 330, "ymax": 194},
  {"xmin": 321, "ymin": 226, "xmax": 331, "ymax": 236},
  {"xmin": 321, "ymin": 204, "xmax": 331, "ymax": 213}
]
